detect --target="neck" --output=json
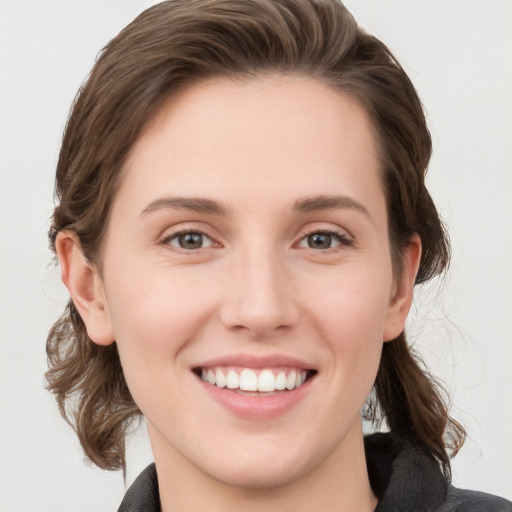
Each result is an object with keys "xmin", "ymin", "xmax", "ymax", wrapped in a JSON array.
[{"xmin": 149, "ymin": 421, "xmax": 377, "ymax": 512}]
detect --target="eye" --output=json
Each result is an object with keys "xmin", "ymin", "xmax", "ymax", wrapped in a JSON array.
[
  {"xmin": 297, "ymin": 230, "xmax": 351, "ymax": 250},
  {"xmin": 165, "ymin": 231, "xmax": 214, "ymax": 250}
]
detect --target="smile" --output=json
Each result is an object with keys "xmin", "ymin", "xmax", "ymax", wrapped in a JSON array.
[
  {"xmin": 197, "ymin": 367, "xmax": 310, "ymax": 393},
  {"xmin": 192, "ymin": 355, "xmax": 317, "ymax": 419}
]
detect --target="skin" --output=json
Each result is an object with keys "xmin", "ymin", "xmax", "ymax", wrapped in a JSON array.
[{"xmin": 57, "ymin": 76, "xmax": 421, "ymax": 512}]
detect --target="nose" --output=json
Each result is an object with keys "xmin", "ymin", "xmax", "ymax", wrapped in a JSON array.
[{"xmin": 219, "ymin": 247, "xmax": 299, "ymax": 339}]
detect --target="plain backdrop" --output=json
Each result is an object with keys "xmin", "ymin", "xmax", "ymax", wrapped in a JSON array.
[{"xmin": 0, "ymin": 1, "xmax": 511, "ymax": 510}]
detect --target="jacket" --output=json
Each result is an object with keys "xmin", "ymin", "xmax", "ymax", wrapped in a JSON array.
[{"xmin": 117, "ymin": 433, "xmax": 512, "ymax": 511}]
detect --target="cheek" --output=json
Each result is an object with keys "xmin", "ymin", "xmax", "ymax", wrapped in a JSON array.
[
  {"xmin": 103, "ymin": 264, "xmax": 215, "ymax": 385},
  {"xmin": 308, "ymin": 267, "xmax": 392, "ymax": 342},
  {"xmin": 305, "ymin": 267, "xmax": 391, "ymax": 388}
]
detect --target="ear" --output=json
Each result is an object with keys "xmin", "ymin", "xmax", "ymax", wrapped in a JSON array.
[
  {"xmin": 55, "ymin": 231, "xmax": 115, "ymax": 346},
  {"xmin": 383, "ymin": 234, "xmax": 422, "ymax": 342}
]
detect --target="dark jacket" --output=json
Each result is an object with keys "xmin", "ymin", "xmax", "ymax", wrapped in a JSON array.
[{"xmin": 117, "ymin": 433, "xmax": 512, "ymax": 512}]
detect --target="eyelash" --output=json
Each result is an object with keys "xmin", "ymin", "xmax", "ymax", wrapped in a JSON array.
[{"xmin": 160, "ymin": 228, "xmax": 353, "ymax": 252}]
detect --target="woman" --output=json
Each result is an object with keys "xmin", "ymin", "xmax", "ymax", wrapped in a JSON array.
[{"xmin": 45, "ymin": 0, "xmax": 512, "ymax": 510}]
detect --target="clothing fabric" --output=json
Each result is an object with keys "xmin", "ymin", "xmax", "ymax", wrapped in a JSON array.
[{"xmin": 117, "ymin": 433, "xmax": 512, "ymax": 512}]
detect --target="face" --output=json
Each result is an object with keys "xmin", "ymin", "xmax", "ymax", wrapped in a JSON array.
[{"xmin": 81, "ymin": 76, "xmax": 417, "ymax": 488}]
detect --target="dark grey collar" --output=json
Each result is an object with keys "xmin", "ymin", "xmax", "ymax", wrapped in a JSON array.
[
  {"xmin": 365, "ymin": 433, "xmax": 447, "ymax": 511},
  {"xmin": 117, "ymin": 463, "xmax": 159, "ymax": 512}
]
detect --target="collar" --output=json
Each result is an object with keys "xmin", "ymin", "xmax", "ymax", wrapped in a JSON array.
[
  {"xmin": 117, "ymin": 463, "xmax": 160, "ymax": 512},
  {"xmin": 364, "ymin": 433, "xmax": 448, "ymax": 511}
]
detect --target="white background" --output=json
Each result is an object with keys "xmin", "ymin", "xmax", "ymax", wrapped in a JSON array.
[{"xmin": 0, "ymin": 1, "xmax": 511, "ymax": 510}]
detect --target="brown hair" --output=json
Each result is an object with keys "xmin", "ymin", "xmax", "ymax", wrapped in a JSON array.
[{"xmin": 46, "ymin": 0, "xmax": 465, "ymax": 473}]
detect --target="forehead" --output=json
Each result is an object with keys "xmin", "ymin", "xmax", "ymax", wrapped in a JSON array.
[{"xmin": 118, "ymin": 75, "xmax": 383, "ymax": 216}]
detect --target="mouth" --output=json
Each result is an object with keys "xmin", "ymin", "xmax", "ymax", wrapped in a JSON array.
[
  {"xmin": 192, "ymin": 354, "xmax": 317, "ymax": 418},
  {"xmin": 193, "ymin": 366, "xmax": 316, "ymax": 395}
]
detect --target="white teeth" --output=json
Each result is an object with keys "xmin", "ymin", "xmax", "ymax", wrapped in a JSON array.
[
  {"xmin": 258, "ymin": 369, "xmax": 275, "ymax": 392},
  {"xmin": 286, "ymin": 370, "xmax": 297, "ymax": 390},
  {"xmin": 199, "ymin": 367, "xmax": 310, "ymax": 392},
  {"xmin": 215, "ymin": 368, "xmax": 226, "ymax": 388},
  {"xmin": 226, "ymin": 370, "xmax": 239, "ymax": 389},
  {"xmin": 239, "ymin": 369, "xmax": 258, "ymax": 391},
  {"xmin": 275, "ymin": 371, "xmax": 287, "ymax": 390}
]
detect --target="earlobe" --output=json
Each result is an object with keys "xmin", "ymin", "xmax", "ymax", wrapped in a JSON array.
[
  {"xmin": 383, "ymin": 234, "xmax": 422, "ymax": 342},
  {"xmin": 55, "ymin": 231, "xmax": 115, "ymax": 346}
]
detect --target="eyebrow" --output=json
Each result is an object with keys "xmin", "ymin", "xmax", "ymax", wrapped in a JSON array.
[
  {"xmin": 139, "ymin": 193, "xmax": 371, "ymax": 220},
  {"xmin": 293, "ymin": 194, "xmax": 372, "ymax": 219},
  {"xmin": 139, "ymin": 196, "xmax": 228, "ymax": 217}
]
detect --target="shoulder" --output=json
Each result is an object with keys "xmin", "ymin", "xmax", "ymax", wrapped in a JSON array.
[{"xmin": 440, "ymin": 486, "xmax": 512, "ymax": 512}]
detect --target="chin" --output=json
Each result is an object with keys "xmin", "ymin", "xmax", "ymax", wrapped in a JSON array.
[
  {"xmin": 194, "ymin": 437, "xmax": 329, "ymax": 491},
  {"xmin": 206, "ymin": 460, "xmax": 309, "ymax": 491}
]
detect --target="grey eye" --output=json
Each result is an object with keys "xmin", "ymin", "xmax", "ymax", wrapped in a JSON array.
[
  {"xmin": 303, "ymin": 232, "xmax": 340, "ymax": 249},
  {"xmin": 299, "ymin": 231, "xmax": 346, "ymax": 250},
  {"xmin": 168, "ymin": 232, "xmax": 213, "ymax": 250}
]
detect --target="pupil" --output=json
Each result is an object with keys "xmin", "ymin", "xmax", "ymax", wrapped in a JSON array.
[
  {"xmin": 308, "ymin": 233, "xmax": 331, "ymax": 249},
  {"xmin": 179, "ymin": 233, "xmax": 202, "ymax": 249}
]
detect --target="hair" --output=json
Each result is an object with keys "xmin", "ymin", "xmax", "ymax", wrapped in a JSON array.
[{"xmin": 46, "ymin": 0, "xmax": 465, "ymax": 474}]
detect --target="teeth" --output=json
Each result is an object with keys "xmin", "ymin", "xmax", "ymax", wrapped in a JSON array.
[
  {"xmin": 286, "ymin": 370, "xmax": 296, "ymax": 390},
  {"xmin": 240, "ymin": 369, "xmax": 258, "ymax": 391},
  {"xmin": 258, "ymin": 369, "xmax": 275, "ymax": 392},
  {"xmin": 215, "ymin": 368, "xmax": 226, "ymax": 388},
  {"xmin": 226, "ymin": 370, "xmax": 239, "ymax": 389},
  {"xmin": 275, "ymin": 371, "xmax": 287, "ymax": 390},
  {"xmin": 199, "ymin": 367, "xmax": 309, "ymax": 392}
]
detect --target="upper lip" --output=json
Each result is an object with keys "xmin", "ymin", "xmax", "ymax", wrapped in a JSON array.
[{"xmin": 193, "ymin": 353, "xmax": 315, "ymax": 371}]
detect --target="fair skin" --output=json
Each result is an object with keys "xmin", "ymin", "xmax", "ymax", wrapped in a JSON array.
[{"xmin": 57, "ymin": 76, "xmax": 421, "ymax": 512}]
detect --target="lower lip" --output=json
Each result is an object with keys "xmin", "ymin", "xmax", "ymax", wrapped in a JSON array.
[{"xmin": 196, "ymin": 374, "xmax": 314, "ymax": 420}]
